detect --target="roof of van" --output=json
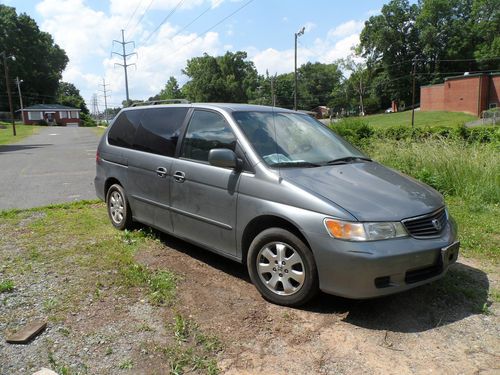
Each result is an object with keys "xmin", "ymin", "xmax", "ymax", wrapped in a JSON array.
[{"xmin": 121, "ymin": 103, "xmax": 296, "ymax": 113}]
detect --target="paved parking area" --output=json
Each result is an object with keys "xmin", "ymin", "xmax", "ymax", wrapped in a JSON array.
[{"xmin": 0, "ymin": 126, "xmax": 102, "ymax": 210}]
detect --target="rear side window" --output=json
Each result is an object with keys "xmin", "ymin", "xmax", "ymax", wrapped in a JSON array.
[
  {"xmin": 132, "ymin": 107, "xmax": 188, "ymax": 157},
  {"xmin": 181, "ymin": 110, "xmax": 236, "ymax": 162},
  {"xmin": 108, "ymin": 110, "xmax": 141, "ymax": 148}
]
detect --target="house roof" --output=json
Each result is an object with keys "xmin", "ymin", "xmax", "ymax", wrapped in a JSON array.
[{"xmin": 21, "ymin": 104, "xmax": 81, "ymax": 111}]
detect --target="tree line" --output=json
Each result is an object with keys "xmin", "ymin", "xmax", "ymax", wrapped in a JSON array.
[{"xmin": 151, "ymin": 0, "xmax": 499, "ymax": 115}]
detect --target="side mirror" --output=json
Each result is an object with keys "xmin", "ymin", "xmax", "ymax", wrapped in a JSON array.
[{"xmin": 208, "ymin": 148, "xmax": 240, "ymax": 170}]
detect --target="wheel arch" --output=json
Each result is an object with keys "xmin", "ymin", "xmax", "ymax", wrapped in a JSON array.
[
  {"xmin": 104, "ymin": 177, "xmax": 122, "ymax": 202},
  {"xmin": 241, "ymin": 215, "xmax": 311, "ymax": 264}
]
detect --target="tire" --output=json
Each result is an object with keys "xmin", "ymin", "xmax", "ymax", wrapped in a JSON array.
[
  {"xmin": 247, "ymin": 228, "xmax": 319, "ymax": 307},
  {"xmin": 106, "ymin": 184, "xmax": 133, "ymax": 230}
]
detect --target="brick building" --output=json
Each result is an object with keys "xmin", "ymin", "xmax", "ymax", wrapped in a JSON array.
[
  {"xmin": 420, "ymin": 73, "xmax": 500, "ymax": 117},
  {"xmin": 21, "ymin": 104, "xmax": 81, "ymax": 126}
]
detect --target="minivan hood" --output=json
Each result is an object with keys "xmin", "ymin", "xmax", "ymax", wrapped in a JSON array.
[{"xmin": 279, "ymin": 161, "xmax": 444, "ymax": 221}]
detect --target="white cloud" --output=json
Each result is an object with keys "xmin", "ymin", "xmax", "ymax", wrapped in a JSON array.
[
  {"xmin": 35, "ymin": 0, "xmax": 222, "ymax": 105},
  {"xmin": 328, "ymin": 20, "xmax": 364, "ymax": 38}
]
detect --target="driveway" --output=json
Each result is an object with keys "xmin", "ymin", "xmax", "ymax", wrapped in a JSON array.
[{"xmin": 0, "ymin": 126, "xmax": 101, "ymax": 210}]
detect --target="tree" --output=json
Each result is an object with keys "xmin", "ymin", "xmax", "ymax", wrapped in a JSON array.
[
  {"xmin": 359, "ymin": 0, "xmax": 420, "ymax": 106},
  {"xmin": 298, "ymin": 62, "xmax": 342, "ymax": 109},
  {"xmin": 182, "ymin": 51, "xmax": 259, "ymax": 103},
  {"xmin": 0, "ymin": 4, "xmax": 68, "ymax": 111},
  {"xmin": 56, "ymin": 82, "xmax": 89, "ymax": 114},
  {"xmin": 159, "ymin": 76, "xmax": 182, "ymax": 99}
]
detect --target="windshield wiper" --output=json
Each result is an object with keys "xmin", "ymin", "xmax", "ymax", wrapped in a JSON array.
[
  {"xmin": 270, "ymin": 161, "xmax": 321, "ymax": 168},
  {"xmin": 323, "ymin": 156, "xmax": 372, "ymax": 165}
]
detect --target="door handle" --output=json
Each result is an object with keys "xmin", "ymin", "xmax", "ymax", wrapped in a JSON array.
[
  {"xmin": 173, "ymin": 171, "xmax": 186, "ymax": 183},
  {"xmin": 156, "ymin": 167, "xmax": 167, "ymax": 178}
]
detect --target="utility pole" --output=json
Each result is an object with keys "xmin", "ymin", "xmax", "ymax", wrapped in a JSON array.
[
  {"xmin": 359, "ymin": 78, "xmax": 365, "ymax": 116},
  {"xmin": 15, "ymin": 77, "xmax": 23, "ymax": 112},
  {"xmin": 294, "ymin": 26, "xmax": 305, "ymax": 111},
  {"xmin": 271, "ymin": 74, "xmax": 276, "ymax": 107},
  {"xmin": 1, "ymin": 52, "xmax": 16, "ymax": 136},
  {"xmin": 411, "ymin": 59, "xmax": 416, "ymax": 131},
  {"xmin": 112, "ymin": 29, "xmax": 136, "ymax": 106},
  {"xmin": 99, "ymin": 78, "xmax": 110, "ymax": 125}
]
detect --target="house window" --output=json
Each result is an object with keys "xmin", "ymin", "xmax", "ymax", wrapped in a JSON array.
[
  {"xmin": 70, "ymin": 111, "xmax": 79, "ymax": 119},
  {"xmin": 28, "ymin": 112, "xmax": 42, "ymax": 121},
  {"xmin": 60, "ymin": 111, "xmax": 68, "ymax": 119},
  {"xmin": 489, "ymin": 103, "xmax": 498, "ymax": 109}
]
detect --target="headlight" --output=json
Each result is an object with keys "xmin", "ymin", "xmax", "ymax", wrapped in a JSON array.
[{"xmin": 324, "ymin": 218, "xmax": 408, "ymax": 241}]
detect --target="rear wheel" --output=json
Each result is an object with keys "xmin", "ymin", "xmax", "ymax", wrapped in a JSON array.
[
  {"xmin": 106, "ymin": 184, "xmax": 133, "ymax": 230},
  {"xmin": 247, "ymin": 228, "xmax": 319, "ymax": 306}
]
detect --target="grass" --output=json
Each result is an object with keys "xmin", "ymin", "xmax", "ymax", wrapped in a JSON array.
[
  {"xmin": 0, "ymin": 279, "xmax": 14, "ymax": 293},
  {"xmin": 162, "ymin": 314, "xmax": 221, "ymax": 375},
  {"xmin": 0, "ymin": 122, "xmax": 39, "ymax": 145},
  {"xmin": 364, "ymin": 138, "xmax": 499, "ymax": 264},
  {"xmin": 366, "ymin": 138, "xmax": 500, "ymax": 204},
  {"xmin": 362, "ymin": 110, "xmax": 476, "ymax": 128},
  {"xmin": 0, "ymin": 201, "xmax": 176, "ymax": 320}
]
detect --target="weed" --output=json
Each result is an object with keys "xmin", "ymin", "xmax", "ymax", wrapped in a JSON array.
[
  {"xmin": 48, "ymin": 352, "xmax": 71, "ymax": 375},
  {"xmin": 43, "ymin": 298, "xmax": 60, "ymax": 312},
  {"xmin": 0, "ymin": 280, "xmax": 14, "ymax": 293},
  {"xmin": 118, "ymin": 359, "xmax": 134, "ymax": 370},
  {"xmin": 122, "ymin": 264, "xmax": 176, "ymax": 305},
  {"xmin": 105, "ymin": 347, "xmax": 113, "ymax": 356}
]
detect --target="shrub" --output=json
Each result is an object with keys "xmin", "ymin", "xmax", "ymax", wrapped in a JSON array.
[{"xmin": 80, "ymin": 112, "xmax": 97, "ymax": 127}]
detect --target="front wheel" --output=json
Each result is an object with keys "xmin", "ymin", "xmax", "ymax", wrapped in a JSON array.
[
  {"xmin": 247, "ymin": 228, "xmax": 319, "ymax": 306},
  {"xmin": 106, "ymin": 184, "xmax": 133, "ymax": 230}
]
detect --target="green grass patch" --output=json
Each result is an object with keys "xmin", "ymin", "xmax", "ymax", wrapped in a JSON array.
[
  {"xmin": 366, "ymin": 138, "xmax": 500, "ymax": 204},
  {"xmin": 0, "ymin": 201, "xmax": 176, "ymax": 320},
  {"xmin": 161, "ymin": 314, "xmax": 221, "ymax": 375},
  {"xmin": 0, "ymin": 122, "xmax": 39, "ymax": 145},
  {"xmin": 362, "ymin": 110, "xmax": 476, "ymax": 128},
  {"xmin": 0, "ymin": 279, "xmax": 14, "ymax": 293}
]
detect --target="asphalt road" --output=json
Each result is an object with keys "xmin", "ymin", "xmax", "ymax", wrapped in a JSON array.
[{"xmin": 0, "ymin": 126, "xmax": 102, "ymax": 210}]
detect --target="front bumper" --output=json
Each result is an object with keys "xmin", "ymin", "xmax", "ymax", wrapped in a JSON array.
[{"xmin": 307, "ymin": 218, "xmax": 459, "ymax": 299}]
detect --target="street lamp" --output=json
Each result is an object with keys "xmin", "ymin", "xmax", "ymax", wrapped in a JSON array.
[
  {"xmin": 294, "ymin": 26, "xmax": 305, "ymax": 111},
  {"xmin": 1, "ymin": 52, "xmax": 16, "ymax": 136}
]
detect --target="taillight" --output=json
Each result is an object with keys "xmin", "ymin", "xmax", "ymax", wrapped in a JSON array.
[{"xmin": 96, "ymin": 150, "xmax": 101, "ymax": 163}]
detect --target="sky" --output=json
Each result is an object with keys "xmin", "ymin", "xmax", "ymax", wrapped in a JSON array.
[{"xmin": 4, "ymin": 0, "xmax": 389, "ymax": 109}]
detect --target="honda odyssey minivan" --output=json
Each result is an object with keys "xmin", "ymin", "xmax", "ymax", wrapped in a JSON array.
[{"xmin": 95, "ymin": 103, "xmax": 459, "ymax": 306}]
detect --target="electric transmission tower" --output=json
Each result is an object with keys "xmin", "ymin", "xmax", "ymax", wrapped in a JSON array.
[
  {"xmin": 99, "ymin": 78, "xmax": 111, "ymax": 125},
  {"xmin": 112, "ymin": 29, "xmax": 136, "ymax": 106}
]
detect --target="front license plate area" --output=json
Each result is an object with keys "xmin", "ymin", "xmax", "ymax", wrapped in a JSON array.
[{"xmin": 441, "ymin": 241, "xmax": 460, "ymax": 267}]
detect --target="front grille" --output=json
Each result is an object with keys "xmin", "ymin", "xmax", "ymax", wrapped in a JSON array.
[{"xmin": 402, "ymin": 207, "xmax": 447, "ymax": 238}]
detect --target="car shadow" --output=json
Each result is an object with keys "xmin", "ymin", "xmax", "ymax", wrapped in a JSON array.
[
  {"xmin": 0, "ymin": 144, "xmax": 51, "ymax": 153},
  {"xmin": 139, "ymin": 226, "xmax": 489, "ymax": 333},
  {"xmin": 303, "ymin": 262, "xmax": 490, "ymax": 333}
]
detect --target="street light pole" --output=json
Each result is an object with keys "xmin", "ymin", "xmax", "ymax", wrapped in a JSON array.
[
  {"xmin": 1, "ymin": 52, "xmax": 16, "ymax": 136},
  {"xmin": 294, "ymin": 26, "xmax": 305, "ymax": 111},
  {"xmin": 15, "ymin": 76, "xmax": 24, "ymax": 125}
]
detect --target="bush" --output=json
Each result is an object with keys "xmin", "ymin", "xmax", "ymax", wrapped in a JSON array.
[
  {"xmin": 331, "ymin": 118, "xmax": 374, "ymax": 147},
  {"xmin": 80, "ymin": 112, "xmax": 97, "ymax": 127}
]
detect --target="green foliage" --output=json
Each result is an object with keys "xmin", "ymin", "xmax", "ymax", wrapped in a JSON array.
[
  {"xmin": 151, "ymin": 76, "xmax": 183, "ymax": 101},
  {"xmin": 0, "ymin": 279, "xmax": 14, "ymax": 293},
  {"xmin": 79, "ymin": 112, "xmax": 96, "ymax": 127},
  {"xmin": 122, "ymin": 263, "xmax": 176, "ymax": 305},
  {"xmin": 357, "ymin": 0, "xmax": 500, "ymax": 111},
  {"xmin": 0, "ymin": 123, "xmax": 38, "ymax": 145},
  {"xmin": 182, "ymin": 51, "xmax": 258, "ymax": 103},
  {"xmin": 56, "ymin": 82, "xmax": 89, "ymax": 114},
  {"xmin": 0, "ymin": 5, "xmax": 68, "ymax": 111}
]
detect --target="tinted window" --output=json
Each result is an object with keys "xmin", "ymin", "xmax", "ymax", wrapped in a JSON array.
[
  {"xmin": 181, "ymin": 110, "xmax": 236, "ymax": 162},
  {"xmin": 132, "ymin": 107, "xmax": 188, "ymax": 157},
  {"xmin": 108, "ymin": 110, "xmax": 141, "ymax": 148}
]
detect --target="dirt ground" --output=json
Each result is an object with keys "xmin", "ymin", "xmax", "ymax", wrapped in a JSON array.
[
  {"xmin": 137, "ymin": 235, "xmax": 499, "ymax": 375},
  {"xmin": 1, "ymin": 226, "xmax": 499, "ymax": 374}
]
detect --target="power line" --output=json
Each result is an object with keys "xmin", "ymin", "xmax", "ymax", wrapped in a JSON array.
[
  {"xmin": 170, "ymin": 5, "xmax": 213, "ymax": 39},
  {"xmin": 143, "ymin": 0, "xmax": 185, "ymax": 43},
  {"xmin": 128, "ymin": 0, "xmax": 155, "ymax": 36},
  {"xmin": 124, "ymin": 0, "xmax": 144, "ymax": 30},
  {"xmin": 140, "ymin": 0, "xmax": 255, "ymax": 72}
]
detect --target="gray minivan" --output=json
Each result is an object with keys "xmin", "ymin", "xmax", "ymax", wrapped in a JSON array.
[{"xmin": 95, "ymin": 103, "xmax": 459, "ymax": 306}]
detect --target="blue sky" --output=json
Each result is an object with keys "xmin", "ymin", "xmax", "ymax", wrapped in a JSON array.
[{"xmin": 5, "ymin": 0, "xmax": 389, "ymax": 108}]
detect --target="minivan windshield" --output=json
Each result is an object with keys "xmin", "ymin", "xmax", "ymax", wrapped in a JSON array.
[{"xmin": 232, "ymin": 111, "xmax": 368, "ymax": 167}]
